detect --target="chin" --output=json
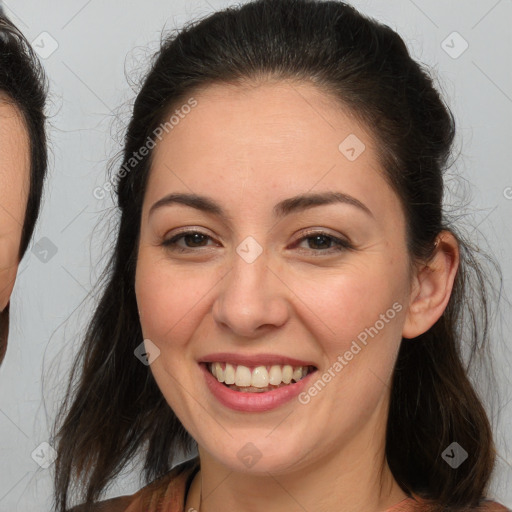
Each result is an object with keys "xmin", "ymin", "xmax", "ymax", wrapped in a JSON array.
[{"xmin": 203, "ymin": 437, "xmax": 309, "ymax": 475}]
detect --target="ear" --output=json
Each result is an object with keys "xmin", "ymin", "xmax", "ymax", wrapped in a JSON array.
[{"xmin": 402, "ymin": 231, "xmax": 460, "ymax": 339}]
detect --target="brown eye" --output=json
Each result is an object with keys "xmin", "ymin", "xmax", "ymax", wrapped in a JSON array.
[
  {"xmin": 161, "ymin": 229, "xmax": 353, "ymax": 255},
  {"xmin": 293, "ymin": 231, "xmax": 353, "ymax": 255},
  {"xmin": 162, "ymin": 230, "xmax": 216, "ymax": 252}
]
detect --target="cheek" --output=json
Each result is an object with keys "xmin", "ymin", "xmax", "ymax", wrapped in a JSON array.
[
  {"xmin": 135, "ymin": 242, "xmax": 410, "ymax": 364},
  {"xmin": 295, "ymin": 273, "xmax": 405, "ymax": 420},
  {"xmin": 298, "ymin": 258, "xmax": 408, "ymax": 378},
  {"xmin": 134, "ymin": 251, "xmax": 216, "ymax": 348},
  {"xmin": 304, "ymin": 264, "xmax": 405, "ymax": 336}
]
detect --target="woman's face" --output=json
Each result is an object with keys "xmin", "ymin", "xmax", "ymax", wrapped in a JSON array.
[
  {"xmin": 0, "ymin": 96, "xmax": 30, "ymax": 363},
  {"xmin": 135, "ymin": 81, "xmax": 415, "ymax": 474}
]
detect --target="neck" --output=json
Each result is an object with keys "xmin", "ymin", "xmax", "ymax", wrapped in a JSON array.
[{"xmin": 185, "ymin": 409, "xmax": 408, "ymax": 512}]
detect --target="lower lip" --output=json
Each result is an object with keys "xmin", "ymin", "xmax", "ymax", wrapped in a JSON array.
[{"xmin": 199, "ymin": 363, "xmax": 317, "ymax": 412}]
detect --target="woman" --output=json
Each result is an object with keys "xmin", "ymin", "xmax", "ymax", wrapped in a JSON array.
[
  {"xmin": 54, "ymin": 1, "xmax": 510, "ymax": 511},
  {"xmin": 0, "ymin": 10, "xmax": 48, "ymax": 364}
]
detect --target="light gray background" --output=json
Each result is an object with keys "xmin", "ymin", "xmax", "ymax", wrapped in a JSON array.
[{"xmin": 0, "ymin": 0, "xmax": 511, "ymax": 510}]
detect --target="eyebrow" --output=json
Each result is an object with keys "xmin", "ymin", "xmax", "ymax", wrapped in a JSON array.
[{"xmin": 148, "ymin": 191, "xmax": 374, "ymax": 221}]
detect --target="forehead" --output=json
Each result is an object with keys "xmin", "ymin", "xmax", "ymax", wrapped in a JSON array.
[
  {"xmin": 0, "ymin": 93, "xmax": 30, "ymax": 238},
  {"xmin": 154, "ymin": 80, "xmax": 371, "ymax": 162},
  {"xmin": 145, "ymin": 80, "xmax": 401, "ymax": 223},
  {"xmin": 0, "ymin": 96, "xmax": 29, "ymax": 163}
]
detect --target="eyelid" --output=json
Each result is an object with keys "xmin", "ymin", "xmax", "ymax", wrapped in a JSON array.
[
  {"xmin": 293, "ymin": 227, "xmax": 351, "ymax": 244},
  {"xmin": 162, "ymin": 227, "xmax": 353, "ymax": 254},
  {"xmin": 163, "ymin": 226, "xmax": 213, "ymax": 238},
  {"xmin": 163, "ymin": 227, "xmax": 349, "ymax": 242},
  {"xmin": 161, "ymin": 228, "xmax": 218, "ymax": 250},
  {"xmin": 290, "ymin": 229, "xmax": 353, "ymax": 254}
]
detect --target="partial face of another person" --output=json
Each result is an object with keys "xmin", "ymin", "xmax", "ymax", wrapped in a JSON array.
[
  {"xmin": 134, "ymin": 81, "xmax": 434, "ymax": 474},
  {"xmin": 0, "ymin": 96, "xmax": 30, "ymax": 362}
]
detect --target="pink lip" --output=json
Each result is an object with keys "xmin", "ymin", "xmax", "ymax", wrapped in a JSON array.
[
  {"xmin": 199, "ymin": 362, "xmax": 318, "ymax": 412},
  {"xmin": 197, "ymin": 352, "xmax": 317, "ymax": 368}
]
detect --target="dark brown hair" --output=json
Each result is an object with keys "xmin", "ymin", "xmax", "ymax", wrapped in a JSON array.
[{"xmin": 53, "ymin": 1, "xmax": 505, "ymax": 510}]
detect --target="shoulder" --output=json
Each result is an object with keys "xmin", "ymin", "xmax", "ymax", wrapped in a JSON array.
[
  {"xmin": 68, "ymin": 456, "xmax": 200, "ymax": 512},
  {"xmin": 391, "ymin": 495, "xmax": 510, "ymax": 512},
  {"xmin": 69, "ymin": 495, "xmax": 132, "ymax": 512},
  {"xmin": 477, "ymin": 500, "xmax": 511, "ymax": 511}
]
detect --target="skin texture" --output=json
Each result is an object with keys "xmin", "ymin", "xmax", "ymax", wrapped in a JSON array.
[
  {"xmin": 135, "ymin": 81, "xmax": 459, "ymax": 512},
  {"xmin": 0, "ymin": 96, "xmax": 30, "ymax": 363}
]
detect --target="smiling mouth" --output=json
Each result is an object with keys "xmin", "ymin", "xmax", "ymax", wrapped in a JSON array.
[{"xmin": 205, "ymin": 362, "xmax": 317, "ymax": 393}]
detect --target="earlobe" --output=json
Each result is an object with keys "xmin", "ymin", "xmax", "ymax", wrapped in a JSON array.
[{"xmin": 402, "ymin": 231, "xmax": 460, "ymax": 339}]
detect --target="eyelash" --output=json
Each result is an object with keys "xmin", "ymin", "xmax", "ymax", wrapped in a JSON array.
[{"xmin": 161, "ymin": 229, "xmax": 353, "ymax": 255}]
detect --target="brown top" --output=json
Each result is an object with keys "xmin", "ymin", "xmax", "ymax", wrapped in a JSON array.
[{"xmin": 71, "ymin": 456, "xmax": 511, "ymax": 512}]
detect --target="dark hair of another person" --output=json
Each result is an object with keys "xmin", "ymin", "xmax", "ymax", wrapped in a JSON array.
[
  {"xmin": 0, "ymin": 11, "xmax": 47, "ymax": 257},
  {"xmin": 52, "ymin": 1, "xmax": 504, "ymax": 510},
  {"xmin": 0, "ymin": 11, "xmax": 48, "ymax": 359}
]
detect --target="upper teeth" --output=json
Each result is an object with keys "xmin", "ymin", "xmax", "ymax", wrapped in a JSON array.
[{"xmin": 208, "ymin": 363, "xmax": 311, "ymax": 388}]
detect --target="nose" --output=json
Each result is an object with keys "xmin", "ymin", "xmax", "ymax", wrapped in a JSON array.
[{"xmin": 212, "ymin": 247, "xmax": 290, "ymax": 338}]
